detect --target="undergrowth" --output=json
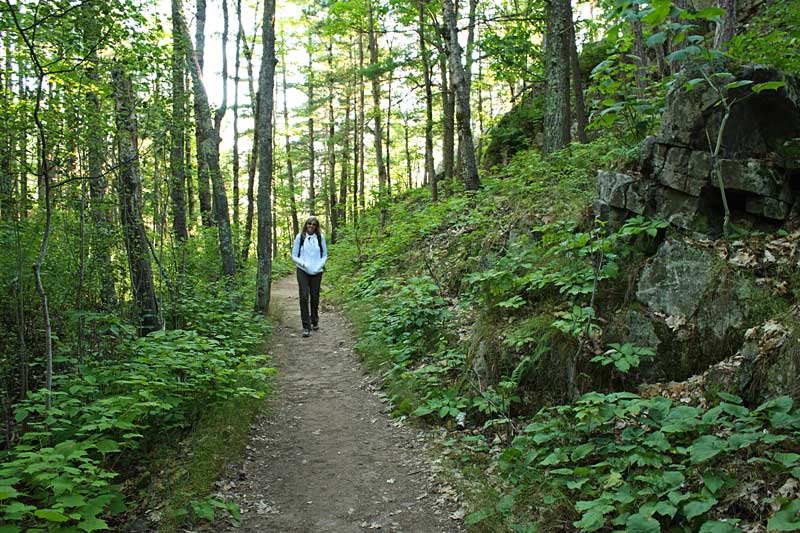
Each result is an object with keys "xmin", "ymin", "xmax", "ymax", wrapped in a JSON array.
[{"xmin": 327, "ymin": 138, "xmax": 800, "ymax": 531}]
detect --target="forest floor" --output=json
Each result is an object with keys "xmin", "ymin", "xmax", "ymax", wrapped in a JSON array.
[{"xmin": 212, "ymin": 275, "xmax": 466, "ymax": 532}]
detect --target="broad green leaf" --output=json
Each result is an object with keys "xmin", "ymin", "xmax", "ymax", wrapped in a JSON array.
[
  {"xmin": 464, "ymin": 507, "xmax": 495, "ymax": 525},
  {"xmin": 78, "ymin": 517, "xmax": 109, "ymax": 532},
  {"xmin": 95, "ymin": 439, "xmax": 120, "ymax": 455},
  {"xmin": 497, "ymin": 494, "xmax": 515, "ymax": 513},
  {"xmin": 0, "ymin": 526, "xmax": 22, "ymax": 533},
  {"xmin": 0, "ymin": 485, "xmax": 20, "ymax": 500},
  {"xmin": 646, "ymin": 32, "xmax": 667, "ymax": 48},
  {"xmin": 752, "ymin": 81, "xmax": 786, "ymax": 94},
  {"xmin": 573, "ymin": 511, "xmax": 606, "ymax": 532},
  {"xmin": 571, "ymin": 443, "xmax": 595, "ymax": 461},
  {"xmin": 703, "ymin": 473, "xmax": 725, "ymax": 494},
  {"xmin": 655, "ymin": 501, "xmax": 677, "ymax": 518},
  {"xmin": 699, "ymin": 520, "xmax": 741, "ymax": 532},
  {"xmin": 643, "ymin": 0, "xmax": 671, "ymax": 25},
  {"xmin": 715, "ymin": 392, "xmax": 742, "ymax": 404},
  {"xmin": 689, "ymin": 435, "xmax": 726, "ymax": 463},
  {"xmin": 34, "ymin": 509, "xmax": 70, "ymax": 523},
  {"xmin": 725, "ymin": 80, "xmax": 753, "ymax": 90},
  {"xmin": 684, "ymin": 498, "xmax": 717, "ymax": 520},
  {"xmin": 626, "ymin": 513, "xmax": 661, "ymax": 532},
  {"xmin": 767, "ymin": 499, "xmax": 800, "ymax": 531}
]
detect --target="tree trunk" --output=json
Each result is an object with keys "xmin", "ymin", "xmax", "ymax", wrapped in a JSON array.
[
  {"xmin": 358, "ymin": 32, "xmax": 366, "ymax": 211},
  {"xmin": 404, "ymin": 114, "xmax": 412, "ymax": 189},
  {"xmin": 442, "ymin": 0, "xmax": 480, "ymax": 190},
  {"xmin": 232, "ymin": 0, "xmax": 243, "ymax": 239},
  {"xmin": 193, "ymin": 0, "xmax": 213, "ymax": 227},
  {"xmin": 171, "ymin": 0, "xmax": 189, "ymax": 242},
  {"xmin": 438, "ymin": 48, "xmax": 454, "ymax": 191},
  {"xmin": 418, "ymin": 0, "xmax": 437, "ymax": 200},
  {"xmin": 713, "ymin": 0, "xmax": 737, "ymax": 49},
  {"xmin": 339, "ymin": 91, "xmax": 350, "ymax": 227},
  {"xmin": 566, "ymin": 0, "xmax": 588, "ymax": 143},
  {"xmin": 239, "ymin": 5, "xmax": 260, "ymax": 262},
  {"xmin": 255, "ymin": 0, "xmax": 277, "ymax": 313},
  {"xmin": 542, "ymin": 0, "xmax": 571, "ymax": 154},
  {"xmin": 112, "ymin": 67, "xmax": 160, "ymax": 335},
  {"xmin": 326, "ymin": 40, "xmax": 339, "ymax": 243},
  {"xmin": 307, "ymin": 34, "xmax": 316, "ymax": 216},
  {"xmin": 385, "ymin": 41, "xmax": 393, "ymax": 199},
  {"xmin": 178, "ymin": 6, "xmax": 237, "ymax": 277},
  {"xmin": 368, "ymin": 0, "xmax": 388, "ymax": 226},
  {"xmin": 281, "ymin": 29, "xmax": 299, "ymax": 237}
]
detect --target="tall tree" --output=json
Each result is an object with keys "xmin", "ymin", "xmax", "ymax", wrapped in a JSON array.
[
  {"xmin": 566, "ymin": 0, "xmax": 587, "ymax": 143},
  {"xmin": 192, "ymin": 0, "xmax": 213, "ymax": 226},
  {"xmin": 306, "ymin": 30, "xmax": 317, "ymax": 216},
  {"xmin": 178, "ymin": 4, "xmax": 237, "ymax": 277},
  {"xmin": 239, "ymin": 2, "xmax": 260, "ymax": 262},
  {"xmin": 280, "ymin": 27, "xmax": 299, "ymax": 238},
  {"xmin": 326, "ymin": 39, "xmax": 339, "ymax": 242},
  {"xmin": 255, "ymin": 0, "xmax": 278, "ymax": 313},
  {"xmin": 170, "ymin": 0, "xmax": 189, "ymax": 242},
  {"xmin": 442, "ymin": 0, "xmax": 480, "ymax": 190},
  {"xmin": 367, "ymin": 0, "xmax": 388, "ymax": 226},
  {"xmin": 232, "ymin": 0, "xmax": 243, "ymax": 240},
  {"xmin": 417, "ymin": 0, "xmax": 437, "ymax": 201},
  {"xmin": 112, "ymin": 66, "xmax": 160, "ymax": 335},
  {"xmin": 542, "ymin": 0, "xmax": 571, "ymax": 154}
]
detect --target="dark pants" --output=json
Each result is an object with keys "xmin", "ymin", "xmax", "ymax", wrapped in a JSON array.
[{"xmin": 297, "ymin": 268, "xmax": 322, "ymax": 329}]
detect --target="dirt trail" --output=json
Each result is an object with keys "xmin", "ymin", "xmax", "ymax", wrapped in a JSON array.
[{"xmin": 217, "ymin": 276, "xmax": 465, "ymax": 532}]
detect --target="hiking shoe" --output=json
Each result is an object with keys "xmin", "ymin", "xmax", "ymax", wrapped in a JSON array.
[
  {"xmin": 302, "ymin": 328, "xmax": 311, "ymax": 337},
  {"xmin": 312, "ymin": 323, "xmax": 319, "ymax": 331}
]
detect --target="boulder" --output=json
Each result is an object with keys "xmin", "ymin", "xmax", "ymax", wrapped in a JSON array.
[{"xmin": 598, "ymin": 61, "xmax": 800, "ymax": 236}]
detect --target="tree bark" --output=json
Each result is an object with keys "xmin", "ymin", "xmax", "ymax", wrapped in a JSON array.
[
  {"xmin": 232, "ymin": 0, "xmax": 243, "ymax": 238},
  {"xmin": 542, "ymin": 0, "xmax": 571, "ymax": 154},
  {"xmin": 368, "ymin": 0, "xmax": 388, "ymax": 226},
  {"xmin": 178, "ymin": 5, "xmax": 237, "ymax": 277},
  {"xmin": 713, "ymin": 0, "xmax": 737, "ymax": 50},
  {"xmin": 326, "ymin": 40, "xmax": 339, "ymax": 243},
  {"xmin": 193, "ymin": 0, "xmax": 213, "ymax": 227},
  {"xmin": 438, "ymin": 47, "xmax": 454, "ymax": 191},
  {"xmin": 239, "ymin": 4, "xmax": 260, "ymax": 262},
  {"xmin": 307, "ymin": 33, "xmax": 316, "ymax": 216},
  {"xmin": 255, "ymin": 0, "xmax": 277, "ymax": 313},
  {"xmin": 566, "ymin": 0, "xmax": 588, "ymax": 143},
  {"xmin": 281, "ymin": 29, "xmax": 299, "ymax": 238},
  {"xmin": 112, "ymin": 67, "xmax": 160, "ymax": 335},
  {"xmin": 418, "ymin": 0, "xmax": 436, "ymax": 200},
  {"xmin": 358, "ymin": 32, "xmax": 366, "ymax": 211},
  {"xmin": 442, "ymin": 0, "xmax": 480, "ymax": 190},
  {"xmin": 171, "ymin": 0, "xmax": 189, "ymax": 242}
]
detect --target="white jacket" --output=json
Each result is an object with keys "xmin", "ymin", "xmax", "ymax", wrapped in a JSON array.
[{"xmin": 292, "ymin": 232, "xmax": 328, "ymax": 275}]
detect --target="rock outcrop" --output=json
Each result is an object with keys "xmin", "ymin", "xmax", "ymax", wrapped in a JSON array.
[{"xmin": 597, "ymin": 62, "xmax": 800, "ymax": 235}]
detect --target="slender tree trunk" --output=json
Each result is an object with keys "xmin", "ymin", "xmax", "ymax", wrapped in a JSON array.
[
  {"xmin": 385, "ymin": 42, "xmax": 393, "ymax": 198},
  {"xmin": 566, "ymin": 0, "xmax": 588, "ymax": 143},
  {"xmin": 239, "ymin": 4, "xmax": 260, "ymax": 262},
  {"xmin": 193, "ymin": 0, "xmax": 213, "ymax": 226},
  {"xmin": 418, "ymin": 0, "xmax": 436, "ymax": 200},
  {"xmin": 171, "ymin": 0, "xmax": 189, "ymax": 242},
  {"xmin": 442, "ymin": 0, "xmax": 480, "ymax": 190},
  {"xmin": 281, "ymin": 29, "xmax": 299, "ymax": 237},
  {"xmin": 340, "ymin": 92, "xmax": 350, "ymax": 227},
  {"xmin": 307, "ymin": 35, "xmax": 316, "ymax": 216},
  {"xmin": 327, "ymin": 40, "xmax": 339, "ymax": 243},
  {"xmin": 439, "ymin": 49, "xmax": 454, "ymax": 191},
  {"xmin": 255, "ymin": 0, "xmax": 277, "ymax": 313},
  {"xmin": 358, "ymin": 32, "xmax": 366, "ymax": 211},
  {"xmin": 404, "ymin": 114, "xmax": 412, "ymax": 189},
  {"xmin": 367, "ymin": 0, "xmax": 388, "ymax": 226},
  {"xmin": 350, "ymin": 40, "xmax": 359, "ymax": 224},
  {"xmin": 713, "ymin": 0, "xmax": 737, "ymax": 49},
  {"xmin": 112, "ymin": 67, "xmax": 160, "ymax": 335},
  {"xmin": 178, "ymin": 6, "xmax": 237, "ymax": 277},
  {"xmin": 233, "ymin": 0, "xmax": 243, "ymax": 240},
  {"xmin": 542, "ymin": 0, "xmax": 571, "ymax": 154}
]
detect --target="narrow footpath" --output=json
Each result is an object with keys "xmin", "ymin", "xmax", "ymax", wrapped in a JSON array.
[{"xmin": 217, "ymin": 275, "xmax": 466, "ymax": 532}]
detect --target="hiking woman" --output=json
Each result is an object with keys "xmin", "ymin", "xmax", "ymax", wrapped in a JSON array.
[{"xmin": 291, "ymin": 216, "xmax": 328, "ymax": 337}]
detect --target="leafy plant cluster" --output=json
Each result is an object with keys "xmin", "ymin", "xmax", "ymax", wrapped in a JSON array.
[
  {"xmin": 0, "ymin": 284, "xmax": 274, "ymax": 532},
  {"xmin": 488, "ymin": 392, "xmax": 800, "ymax": 532}
]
